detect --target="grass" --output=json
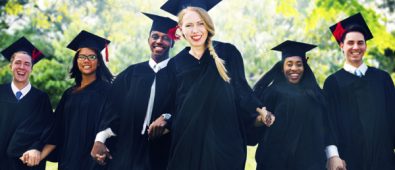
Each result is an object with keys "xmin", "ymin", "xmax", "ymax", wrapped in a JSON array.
[{"xmin": 45, "ymin": 146, "xmax": 258, "ymax": 170}]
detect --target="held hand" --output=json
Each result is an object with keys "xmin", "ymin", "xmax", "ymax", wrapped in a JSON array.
[
  {"xmin": 19, "ymin": 149, "xmax": 41, "ymax": 167},
  {"xmin": 255, "ymin": 107, "xmax": 275, "ymax": 127},
  {"xmin": 91, "ymin": 141, "xmax": 112, "ymax": 165},
  {"xmin": 147, "ymin": 116, "xmax": 168, "ymax": 139},
  {"xmin": 326, "ymin": 156, "xmax": 347, "ymax": 170}
]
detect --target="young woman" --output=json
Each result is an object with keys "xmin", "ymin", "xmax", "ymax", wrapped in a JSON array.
[
  {"xmin": 41, "ymin": 30, "xmax": 113, "ymax": 170},
  {"xmin": 250, "ymin": 40, "xmax": 326, "ymax": 170},
  {"xmin": 165, "ymin": 6, "xmax": 274, "ymax": 170}
]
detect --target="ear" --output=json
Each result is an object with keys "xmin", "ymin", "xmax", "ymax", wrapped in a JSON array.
[{"xmin": 339, "ymin": 42, "xmax": 344, "ymax": 51}]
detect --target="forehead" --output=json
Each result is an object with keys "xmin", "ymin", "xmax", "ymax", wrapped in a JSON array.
[
  {"xmin": 344, "ymin": 31, "xmax": 365, "ymax": 41},
  {"xmin": 150, "ymin": 30, "xmax": 167, "ymax": 36},
  {"xmin": 182, "ymin": 10, "xmax": 202, "ymax": 22},
  {"xmin": 78, "ymin": 47, "xmax": 97, "ymax": 54},
  {"xmin": 284, "ymin": 56, "xmax": 303, "ymax": 62},
  {"xmin": 13, "ymin": 52, "xmax": 32, "ymax": 62}
]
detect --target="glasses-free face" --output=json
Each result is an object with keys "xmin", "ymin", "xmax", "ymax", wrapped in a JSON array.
[
  {"xmin": 340, "ymin": 31, "xmax": 366, "ymax": 67},
  {"xmin": 283, "ymin": 56, "xmax": 304, "ymax": 84},
  {"xmin": 180, "ymin": 10, "xmax": 208, "ymax": 48},
  {"xmin": 10, "ymin": 52, "xmax": 32, "ymax": 85},
  {"xmin": 77, "ymin": 48, "xmax": 98, "ymax": 76},
  {"xmin": 148, "ymin": 31, "xmax": 172, "ymax": 60}
]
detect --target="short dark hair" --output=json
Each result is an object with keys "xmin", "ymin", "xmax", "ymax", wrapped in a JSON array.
[
  {"xmin": 70, "ymin": 49, "xmax": 113, "ymax": 86},
  {"xmin": 340, "ymin": 25, "xmax": 368, "ymax": 43}
]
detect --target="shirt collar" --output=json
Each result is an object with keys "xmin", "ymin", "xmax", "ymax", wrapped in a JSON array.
[
  {"xmin": 343, "ymin": 62, "xmax": 368, "ymax": 76},
  {"xmin": 149, "ymin": 58, "xmax": 170, "ymax": 73},
  {"xmin": 11, "ymin": 81, "xmax": 32, "ymax": 99}
]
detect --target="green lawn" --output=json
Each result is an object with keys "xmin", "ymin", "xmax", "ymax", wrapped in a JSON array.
[{"xmin": 45, "ymin": 146, "xmax": 258, "ymax": 170}]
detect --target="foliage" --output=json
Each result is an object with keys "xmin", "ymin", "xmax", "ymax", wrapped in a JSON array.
[{"xmin": 0, "ymin": 0, "xmax": 394, "ymax": 169}]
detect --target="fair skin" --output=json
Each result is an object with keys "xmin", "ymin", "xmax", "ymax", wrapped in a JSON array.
[
  {"xmin": 10, "ymin": 52, "xmax": 32, "ymax": 89},
  {"xmin": 283, "ymin": 56, "xmax": 304, "ymax": 84},
  {"xmin": 327, "ymin": 156, "xmax": 347, "ymax": 170},
  {"xmin": 340, "ymin": 31, "xmax": 366, "ymax": 68},
  {"xmin": 77, "ymin": 47, "xmax": 98, "ymax": 89},
  {"xmin": 180, "ymin": 9, "xmax": 275, "ymax": 127},
  {"xmin": 11, "ymin": 52, "xmax": 41, "ymax": 167}
]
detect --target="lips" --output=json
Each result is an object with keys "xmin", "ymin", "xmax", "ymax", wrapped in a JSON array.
[{"xmin": 191, "ymin": 35, "xmax": 202, "ymax": 41}]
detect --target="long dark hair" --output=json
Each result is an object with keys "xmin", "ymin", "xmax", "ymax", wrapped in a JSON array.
[
  {"xmin": 254, "ymin": 59, "xmax": 324, "ymax": 105},
  {"xmin": 70, "ymin": 49, "xmax": 113, "ymax": 86}
]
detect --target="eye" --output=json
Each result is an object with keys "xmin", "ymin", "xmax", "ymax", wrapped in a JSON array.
[
  {"xmin": 151, "ymin": 34, "xmax": 159, "ymax": 40},
  {"xmin": 87, "ymin": 55, "xmax": 97, "ymax": 60}
]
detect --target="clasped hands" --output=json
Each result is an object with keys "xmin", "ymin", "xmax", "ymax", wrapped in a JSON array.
[{"xmin": 255, "ymin": 107, "xmax": 275, "ymax": 127}]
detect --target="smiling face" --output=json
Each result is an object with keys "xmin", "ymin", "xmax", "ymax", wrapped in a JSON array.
[
  {"xmin": 180, "ymin": 9, "xmax": 208, "ymax": 48},
  {"xmin": 283, "ymin": 56, "xmax": 304, "ymax": 84},
  {"xmin": 340, "ymin": 31, "xmax": 366, "ymax": 67},
  {"xmin": 77, "ymin": 47, "xmax": 98, "ymax": 76},
  {"xmin": 148, "ymin": 30, "xmax": 172, "ymax": 62},
  {"xmin": 10, "ymin": 52, "xmax": 32, "ymax": 85}
]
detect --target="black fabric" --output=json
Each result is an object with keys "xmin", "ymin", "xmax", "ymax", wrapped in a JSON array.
[
  {"xmin": 100, "ymin": 61, "xmax": 173, "ymax": 170},
  {"xmin": 323, "ymin": 67, "xmax": 395, "ymax": 170},
  {"xmin": 166, "ymin": 41, "xmax": 261, "ymax": 170},
  {"xmin": 250, "ymin": 61, "xmax": 326, "ymax": 170},
  {"xmin": 0, "ymin": 84, "xmax": 53, "ymax": 170},
  {"xmin": 46, "ymin": 80, "xmax": 111, "ymax": 170}
]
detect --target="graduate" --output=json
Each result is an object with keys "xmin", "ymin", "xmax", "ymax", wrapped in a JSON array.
[
  {"xmin": 90, "ymin": 12, "xmax": 178, "ymax": 170},
  {"xmin": 250, "ymin": 40, "xmax": 326, "ymax": 170},
  {"xmin": 324, "ymin": 13, "xmax": 395, "ymax": 170},
  {"xmin": 161, "ymin": 0, "xmax": 275, "ymax": 169},
  {"xmin": 40, "ymin": 30, "xmax": 114, "ymax": 170},
  {"xmin": 0, "ymin": 37, "xmax": 52, "ymax": 169}
]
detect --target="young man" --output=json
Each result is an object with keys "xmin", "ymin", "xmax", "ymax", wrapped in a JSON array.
[
  {"xmin": 324, "ymin": 13, "xmax": 395, "ymax": 170},
  {"xmin": 0, "ymin": 37, "xmax": 52, "ymax": 170},
  {"xmin": 90, "ymin": 13, "xmax": 177, "ymax": 170}
]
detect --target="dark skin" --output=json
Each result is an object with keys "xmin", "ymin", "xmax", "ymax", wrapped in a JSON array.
[{"xmin": 91, "ymin": 30, "xmax": 174, "ymax": 165}]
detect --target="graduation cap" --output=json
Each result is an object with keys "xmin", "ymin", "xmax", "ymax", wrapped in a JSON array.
[
  {"xmin": 329, "ymin": 12, "xmax": 373, "ymax": 45},
  {"xmin": 67, "ymin": 30, "xmax": 111, "ymax": 62},
  {"xmin": 161, "ymin": 0, "xmax": 222, "ymax": 16},
  {"xmin": 142, "ymin": 12, "xmax": 178, "ymax": 34},
  {"xmin": 1, "ymin": 37, "xmax": 45, "ymax": 65},
  {"xmin": 272, "ymin": 40, "xmax": 317, "ymax": 60}
]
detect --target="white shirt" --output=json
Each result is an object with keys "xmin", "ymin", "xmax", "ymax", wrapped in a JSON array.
[
  {"xmin": 95, "ymin": 58, "xmax": 170, "ymax": 143},
  {"xmin": 324, "ymin": 62, "xmax": 368, "ymax": 159},
  {"xmin": 343, "ymin": 62, "xmax": 368, "ymax": 76},
  {"xmin": 11, "ymin": 82, "xmax": 31, "ymax": 100}
]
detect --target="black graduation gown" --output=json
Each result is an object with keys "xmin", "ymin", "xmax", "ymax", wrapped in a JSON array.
[
  {"xmin": 251, "ymin": 81, "xmax": 326, "ymax": 170},
  {"xmin": 101, "ymin": 61, "xmax": 173, "ymax": 170},
  {"xmin": 166, "ymin": 41, "xmax": 262, "ymax": 170},
  {"xmin": 323, "ymin": 67, "xmax": 395, "ymax": 170},
  {"xmin": 46, "ymin": 80, "xmax": 111, "ymax": 170},
  {"xmin": 0, "ymin": 84, "xmax": 52, "ymax": 170}
]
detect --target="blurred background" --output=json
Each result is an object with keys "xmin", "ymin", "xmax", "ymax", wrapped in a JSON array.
[{"xmin": 0, "ymin": 0, "xmax": 394, "ymax": 169}]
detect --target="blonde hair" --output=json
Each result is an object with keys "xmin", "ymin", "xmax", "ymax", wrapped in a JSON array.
[{"xmin": 178, "ymin": 7, "xmax": 230, "ymax": 83}]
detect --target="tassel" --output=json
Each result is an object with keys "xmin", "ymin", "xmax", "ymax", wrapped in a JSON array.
[
  {"xmin": 105, "ymin": 42, "xmax": 109, "ymax": 62},
  {"xmin": 333, "ymin": 22, "xmax": 345, "ymax": 44},
  {"xmin": 32, "ymin": 48, "xmax": 42, "ymax": 62},
  {"xmin": 167, "ymin": 25, "xmax": 180, "ymax": 40}
]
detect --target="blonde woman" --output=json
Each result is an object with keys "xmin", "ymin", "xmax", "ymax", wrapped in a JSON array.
[{"xmin": 162, "ymin": 1, "xmax": 275, "ymax": 169}]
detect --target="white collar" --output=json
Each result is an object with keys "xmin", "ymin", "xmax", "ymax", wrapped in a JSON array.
[
  {"xmin": 11, "ymin": 81, "xmax": 32, "ymax": 99},
  {"xmin": 343, "ymin": 62, "xmax": 368, "ymax": 76},
  {"xmin": 149, "ymin": 58, "xmax": 170, "ymax": 73}
]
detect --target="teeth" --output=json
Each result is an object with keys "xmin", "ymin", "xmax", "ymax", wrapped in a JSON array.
[{"xmin": 83, "ymin": 66, "xmax": 91, "ymax": 69}]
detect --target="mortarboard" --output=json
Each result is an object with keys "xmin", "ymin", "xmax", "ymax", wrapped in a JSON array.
[
  {"xmin": 67, "ymin": 30, "xmax": 111, "ymax": 61},
  {"xmin": 329, "ymin": 12, "xmax": 373, "ymax": 45},
  {"xmin": 1, "ymin": 37, "xmax": 45, "ymax": 65},
  {"xmin": 161, "ymin": 0, "xmax": 222, "ymax": 16},
  {"xmin": 272, "ymin": 40, "xmax": 317, "ymax": 60},
  {"xmin": 142, "ymin": 12, "xmax": 178, "ymax": 33}
]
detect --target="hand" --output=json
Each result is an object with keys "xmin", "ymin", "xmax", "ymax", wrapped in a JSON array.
[
  {"xmin": 90, "ymin": 141, "xmax": 112, "ymax": 165},
  {"xmin": 147, "ymin": 115, "xmax": 168, "ymax": 139},
  {"xmin": 255, "ymin": 107, "xmax": 275, "ymax": 127},
  {"xmin": 326, "ymin": 156, "xmax": 347, "ymax": 170},
  {"xmin": 19, "ymin": 149, "xmax": 41, "ymax": 167}
]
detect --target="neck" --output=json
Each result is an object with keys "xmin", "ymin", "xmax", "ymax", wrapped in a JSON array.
[
  {"xmin": 189, "ymin": 46, "xmax": 206, "ymax": 60},
  {"xmin": 152, "ymin": 53, "xmax": 169, "ymax": 63},
  {"xmin": 346, "ymin": 61, "xmax": 363, "ymax": 68},
  {"xmin": 13, "ymin": 80, "xmax": 28, "ymax": 90},
  {"xmin": 80, "ymin": 74, "xmax": 96, "ymax": 88}
]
